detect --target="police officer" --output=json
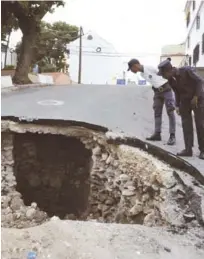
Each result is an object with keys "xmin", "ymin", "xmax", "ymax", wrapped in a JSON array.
[
  {"xmin": 127, "ymin": 59, "xmax": 176, "ymax": 145},
  {"xmin": 158, "ymin": 59, "xmax": 204, "ymax": 160}
]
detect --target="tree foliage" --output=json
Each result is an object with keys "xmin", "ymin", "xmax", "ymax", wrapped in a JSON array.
[
  {"xmin": 16, "ymin": 21, "xmax": 78, "ymax": 72},
  {"xmin": 1, "ymin": 1, "xmax": 64, "ymax": 84},
  {"xmin": 1, "ymin": 2, "xmax": 19, "ymax": 41}
]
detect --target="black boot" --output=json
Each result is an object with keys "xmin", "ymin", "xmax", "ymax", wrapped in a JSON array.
[
  {"xmin": 177, "ymin": 149, "xmax": 193, "ymax": 157},
  {"xmin": 146, "ymin": 132, "xmax": 161, "ymax": 141},
  {"xmin": 199, "ymin": 151, "xmax": 204, "ymax": 160},
  {"xmin": 167, "ymin": 134, "xmax": 176, "ymax": 146}
]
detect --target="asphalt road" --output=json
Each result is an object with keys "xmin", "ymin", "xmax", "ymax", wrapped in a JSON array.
[{"xmin": 1, "ymin": 84, "xmax": 204, "ymax": 173}]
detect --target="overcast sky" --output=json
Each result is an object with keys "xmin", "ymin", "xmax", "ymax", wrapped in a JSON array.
[{"xmin": 10, "ymin": 0, "xmax": 187, "ymax": 66}]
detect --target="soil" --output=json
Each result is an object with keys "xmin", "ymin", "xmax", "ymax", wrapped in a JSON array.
[{"xmin": 2, "ymin": 219, "xmax": 204, "ymax": 259}]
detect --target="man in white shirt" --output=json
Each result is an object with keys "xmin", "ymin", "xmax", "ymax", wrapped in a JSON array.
[{"xmin": 127, "ymin": 58, "xmax": 176, "ymax": 145}]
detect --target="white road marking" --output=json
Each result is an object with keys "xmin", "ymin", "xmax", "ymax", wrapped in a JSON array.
[{"xmin": 37, "ymin": 100, "xmax": 64, "ymax": 106}]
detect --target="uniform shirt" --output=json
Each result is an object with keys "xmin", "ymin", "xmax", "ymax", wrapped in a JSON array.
[
  {"xmin": 141, "ymin": 66, "xmax": 168, "ymax": 88},
  {"xmin": 168, "ymin": 67, "xmax": 204, "ymax": 107}
]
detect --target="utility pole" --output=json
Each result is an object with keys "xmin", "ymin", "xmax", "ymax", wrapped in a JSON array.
[{"xmin": 78, "ymin": 26, "xmax": 83, "ymax": 84}]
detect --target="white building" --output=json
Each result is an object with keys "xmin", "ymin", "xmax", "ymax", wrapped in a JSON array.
[
  {"xmin": 184, "ymin": 0, "xmax": 204, "ymax": 67},
  {"xmin": 1, "ymin": 43, "xmax": 17, "ymax": 69},
  {"xmin": 68, "ymin": 31, "xmax": 124, "ymax": 84},
  {"xmin": 160, "ymin": 43, "xmax": 187, "ymax": 67}
]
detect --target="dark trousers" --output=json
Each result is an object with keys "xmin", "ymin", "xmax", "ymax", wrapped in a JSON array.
[
  {"xmin": 153, "ymin": 85, "xmax": 176, "ymax": 134},
  {"xmin": 179, "ymin": 96, "xmax": 204, "ymax": 152}
]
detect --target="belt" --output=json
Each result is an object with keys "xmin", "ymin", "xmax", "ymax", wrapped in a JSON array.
[{"xmin": 152, "ymin": 83, "xmax": 171, "ymax": 93}]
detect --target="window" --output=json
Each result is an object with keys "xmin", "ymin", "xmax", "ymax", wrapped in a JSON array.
[
  {"xmin": 193, "ymin": 0, "xmax": 196, "ymax": 10},
  {"xmin": 87, "ymin": 35, "xmax": 93, "ymax": 40},
  {"xmin": 196, "ymin": 15, "xmax": 200, "ymax": 30},
  {"xmin": 187, "ymin": 36, "xmax": 190, "ymax": 48},
  {"xmin": 1, "ymin": 43, "xmax": 7, "ymax": 53},
  {"xmin": 189, "ymin": 56, "xmax": 192, "ymax": 66},
  {"xmin": 193, "ymin": 44, "xmax": 200, "ymax": 65},
  {"xmin": 202, "ymin": 34, "xmax": 204, "ymax": 54},
  {"xmin": 186, "ymin": 12, "xmax": 191, "ymax": 27}
]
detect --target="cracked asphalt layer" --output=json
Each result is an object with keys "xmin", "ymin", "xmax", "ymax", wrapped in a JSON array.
[{"xmin": 2, "ymin": 84, "xmax": 203, "ymax": 173}]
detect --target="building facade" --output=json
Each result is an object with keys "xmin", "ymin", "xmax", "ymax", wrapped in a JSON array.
[
  {"xmin": 1, "ymin": 43, "xmax": 17, "ymax": 69},
  {"xmin": 68, "ymin": 31, "xmax": 124, "ymax": 84},
  {"xmin": 160, "ymin": 43, "xmax": 187, "ymax": 67},
  {"xmin": 184, "ymin": 0, "xmax": 204, "ymax": 67}
]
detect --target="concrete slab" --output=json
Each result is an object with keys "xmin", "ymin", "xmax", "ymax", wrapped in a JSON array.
[
  {"xmin": 1, "ymin": 75, "xmax": 13, "ymax": 88},
  {"xmin": 1, "ymin": 84, "xmax": 204, "ymax": 173}
]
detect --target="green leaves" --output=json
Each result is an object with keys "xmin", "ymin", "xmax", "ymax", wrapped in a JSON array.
[
  {"xmin": 16, "ymin": 21, "xmax": 79, "ymax": 72},
  {"xmin": 1, "ymin": 0, "xmax": 65, "ymax": 83},
  {"xmin": 2, "ymin": 1, "xmax": 64, "ymax": 29},
  {"xmin": 36, "ymin": 21, "xmax": 78, "ymax": 71}
]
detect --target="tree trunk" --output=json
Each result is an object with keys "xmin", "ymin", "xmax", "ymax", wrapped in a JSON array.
[{"xmin": 13, "ymin": 27, "xmax": 37, "ymax": 85}]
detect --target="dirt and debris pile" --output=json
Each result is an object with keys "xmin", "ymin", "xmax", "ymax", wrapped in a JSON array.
[{"xmin": 1, "ymin": 121, "xmax": 204, "ymax": 229}]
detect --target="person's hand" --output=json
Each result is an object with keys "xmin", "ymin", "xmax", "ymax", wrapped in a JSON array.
[
  {"xmin": 191, "ymin": 96, "xmax": 198, "ymax": 108},
  {"xmin": 175, "ymin": 106, "xmax": 180, "ymax": 116}
]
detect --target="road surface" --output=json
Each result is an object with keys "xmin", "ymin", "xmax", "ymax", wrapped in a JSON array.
[{"xmin": 1, "ymin": 84, "xmax": 204, "ymax": 173}]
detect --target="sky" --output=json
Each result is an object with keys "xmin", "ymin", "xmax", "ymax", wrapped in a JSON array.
[{"xmin": 10, "ymin": 0, "xmax": 187, "ymax": 66}]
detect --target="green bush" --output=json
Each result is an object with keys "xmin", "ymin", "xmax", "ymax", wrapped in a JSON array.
[{"xmin": 3, "ymin": 65, "xmax": 15, "ymax": 70}]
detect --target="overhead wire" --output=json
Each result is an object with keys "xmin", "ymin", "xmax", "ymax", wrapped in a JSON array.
[
  {"xmin": 40, "ymin": 31, "xmax": 162, "ymax": 56},
  {"xmin": 69, "ymin": 50, "xmax": 161, "ymax": 57},
  {"xmin": 32, "ymin": 28, "xmax": 166, "ymax": 58},
  {"xmin": 33, "ymin": 42, "xmax": 161, "ymax": 57},
  {"xmin": 35, "ymin": 48, "xmax": 161, "ymax": 58}
]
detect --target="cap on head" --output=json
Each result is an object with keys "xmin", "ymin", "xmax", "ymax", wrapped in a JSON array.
[
  {"xmin": 158, "ymin": 58, "xmax": 172, "ymax": 76},
  {"xmin": 127, "ymin": 59, "xmax": 140, "ymax": 71}
]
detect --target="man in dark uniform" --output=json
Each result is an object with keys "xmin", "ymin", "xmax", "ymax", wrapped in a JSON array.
[{"xmin": 158, "ymin": 59, "xmax": 204, "ymax": 160}]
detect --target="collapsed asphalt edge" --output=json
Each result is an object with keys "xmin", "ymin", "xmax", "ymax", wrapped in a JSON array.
[
  {"xmin": 2, "ymin": 116, "xmax": 204, "ymax": 185},
  {"xmin": 107, "ymin": 136, "xmax": 204, "ymax": 185},
  {"xmin": 1, "ymin": 116, "xmax": 108, "ymax": 133}
]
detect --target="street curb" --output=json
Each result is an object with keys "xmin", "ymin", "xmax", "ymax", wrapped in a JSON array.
[{"xmin": 1, "ymin": 83, "xmax": 52, "ymax": 95}]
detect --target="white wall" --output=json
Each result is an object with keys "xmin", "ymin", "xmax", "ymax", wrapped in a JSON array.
[
  {"xmin": 161, "ymin": 43, "xmax": 185, "ymax": 56},
  {"xmin": 185, "ymin": 1, "xmax": 204, "ymax": 66},
  {"xmin": 69, "ymin": 31, "xmax": 124, "ymax": 84},
  {"xmin": 160, "ymin": 43, "xmax": 186, "ymax": 67},
  {"xmin": 69, "ymin": 53, "xmax": 123, "ymax": 84},
  {"xmin": 1, "ymin": 51, "xmax": 17, "ymax": 68},
  {"xmin": 1, "ymin": 76, "xmax": 13, "ymax": 88}
]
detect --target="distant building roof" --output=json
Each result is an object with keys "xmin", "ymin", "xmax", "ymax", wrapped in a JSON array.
[{"xmin": 161, "ymin": 43, "xmax": 186, "ymax": 56}]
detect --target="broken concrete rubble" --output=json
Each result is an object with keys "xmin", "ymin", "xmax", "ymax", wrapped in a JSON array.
[{"xmin": 1, "ymin": 120, "xmax": 204, "ymax": 232}]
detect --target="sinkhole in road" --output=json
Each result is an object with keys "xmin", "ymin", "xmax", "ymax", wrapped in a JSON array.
[
  {"xmin": 13, "ymin": 133, "xmax": 92, "ymax": 219},
  {"xmin": 2, "ymin": 123, "xmax": 204, "ymax": 229}
]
